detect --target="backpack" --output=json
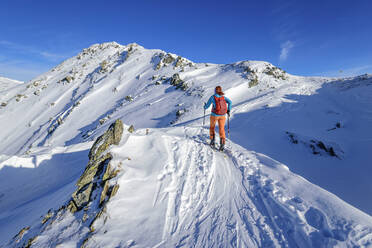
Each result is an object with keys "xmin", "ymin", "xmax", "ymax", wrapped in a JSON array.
[{"xmin": 212, "ymin": 95, "xmax": 227, "ymax": 115}]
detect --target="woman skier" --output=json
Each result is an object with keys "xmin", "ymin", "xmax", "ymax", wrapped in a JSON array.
[{"xmin": 204, "ymin": 86, "xmax": 232, "ymax": 151}]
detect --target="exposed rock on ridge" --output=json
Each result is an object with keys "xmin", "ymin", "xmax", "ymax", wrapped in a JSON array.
[
  {"xmin": 68, "ymin": 119, "xmax": 123, "ymax": 212},
  {"xmin": 7, "ymin": 119, "xmax": 124, "ymax": 248}
]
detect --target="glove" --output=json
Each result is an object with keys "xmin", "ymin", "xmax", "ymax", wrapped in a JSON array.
[
  {"xmin": 204, "ymin": 103, "xmax": 207, "ymax": 109},
  {"xmin": 227, "ymin": 110, "xmax": 230, "ymax": 117}
]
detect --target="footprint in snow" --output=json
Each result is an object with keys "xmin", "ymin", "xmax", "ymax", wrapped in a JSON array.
[
  {"xmin": 305, "ymin": 207, "xmax": 350, "ymax": 244},
  {"xmin": 287, "ymin": 196, "xmax": 306, "ymax": 212}
]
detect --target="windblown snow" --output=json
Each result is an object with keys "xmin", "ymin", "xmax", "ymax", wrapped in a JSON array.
[{"xmin": 0, "ymin": 42, "xmax": 371, "ymax": 247}]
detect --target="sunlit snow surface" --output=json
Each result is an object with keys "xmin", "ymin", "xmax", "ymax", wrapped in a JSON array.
[{"xmin": 0, "ymin": 42, "xmax": 371, "ymax": 247}]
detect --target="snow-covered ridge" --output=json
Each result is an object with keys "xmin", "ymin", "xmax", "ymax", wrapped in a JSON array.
[{"xmin": 4, "ymin": 121, "xmax": 372, "ymax": 247}]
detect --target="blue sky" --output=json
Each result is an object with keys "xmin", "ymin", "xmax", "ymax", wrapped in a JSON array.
[{"xmin": 1, "ymin": 0, "xmax": 371, "ymax": 81}]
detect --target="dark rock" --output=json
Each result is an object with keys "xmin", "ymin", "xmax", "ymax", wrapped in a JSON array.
[
  {"xmin": 70, "ymin": 119, "xmax": 123, "ymax": 212},
  {"xmin": 102, "ymin": 163, "xmax": 120, "ymax": 181},
  {"xmin": 243, "ymin": 66, "xmax": 254, "ymax": 74},
  {"xmin": 72, "ymin": 182, "xmax": 94, "ymax": 210},
  {"xmin": 170, "ymin": 73, "xmax": 188, "ymax": 91},
  {"xmin": 15, "ymin": 119, "xmax": 125, "ymax": 246},
  {"xmin": 175, "ymin": 56, "xmax": 183, "ymax": 67},
  {"xmin": 41, "ymin": 210, "xmax": 54, "ymax": 224},
  {"xmin": 317, "ymin": 141, "xmax": 327, "ymax": 152},
  {"xmin": 125, "ymin": 95, "xmax": 133, "ymax": 102},
  {"xmin": 309, "ymin": 144, "xmax": 318, "ymax": 154},
  {"xmin": 176, "ymin": 109, "xmax": 186, "ymax": 117},
  {"xmin": 100, "ymin": 181, "xmax": 110, "ymax": 205},
  {"xmin": 248, "ymin": 74, "xmax": 259, "ymax": 88},
  {"xmin": 25, "ymin": 236, "xmax": 38, "ymax": 248},
  {"xmin": 88, "ymin": 119, "xmax": 123, "ymax": 161},
  {"xmin": 170, "ymin": 73, "xmax": 182, "ymax": 86},
  {"xmin": 328, "ymin": 147, "xmax": 336, "ymax": 157},
  {"xmin": 60, "ymin": 75, "xmax": 74, "ymax": 83},
  {"xmin": 12, "ymin": 226, "xmax": 30, "ymax": 242},
  {"xmin": 89, "ymin": 206, "xmax": 107, "ymax": 231},
  {"xmin": 286, "ymin": 132, "xmax": 298, "ymax": 144},
  {"xmin": 67, "ymin": 200, "xmax": 78, "ymax": 213},
  {"xmin": 264, "ymin": 66, "xmax": 287, "ymax": 80},
  {"xmin": 78, "ymin": 153, "xmax": 112, "ymax": 191},
  {"xmin": 100, "ymin": 60, "xmax": 108, "ymax": 73},
  {"xmin": 163, "ymin": 53, "xmax": 175, "ymax": 64},
  {"xmin": 110, "ymin": 184, "xmax": 120, "ymax": 198}
]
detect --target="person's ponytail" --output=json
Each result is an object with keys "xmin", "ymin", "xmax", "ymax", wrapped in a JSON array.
[{"xmin": 215, "ymin": 86, "xmax": 224, "ymax": 95}]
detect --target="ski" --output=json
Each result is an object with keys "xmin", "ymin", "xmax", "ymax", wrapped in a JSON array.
[{"xmin": 209, "ymin": 144, "xmax": 229, "ymax": 158}]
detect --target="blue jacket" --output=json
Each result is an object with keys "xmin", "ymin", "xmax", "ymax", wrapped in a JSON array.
[{"xmin": 204, "ymin": 94, "xmax": 232, "ymax": 116}]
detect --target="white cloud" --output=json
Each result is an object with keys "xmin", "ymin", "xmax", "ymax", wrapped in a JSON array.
[
  {"xmin": 40, "ymin": 51, "xmax": 66, "ymax": 61},
  {"xmin": 0, "ymin": 40, "xmax": 74, "ymax": 81},
  {"xmin": 0, "ymin": 60, "xmax": 49, "ymax": 81},
  {"xmin": 279, "ymin": 40, "xmax": 294, "ymax": 62},
  {"xmin": 0, "ymin": 40, "xmax": 67, "ymax": 62}
]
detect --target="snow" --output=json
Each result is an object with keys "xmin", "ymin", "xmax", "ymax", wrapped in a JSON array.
[
  {"xmin": 0, "ymin": 143, "xmax": 91, "ymax": 243},
  {"xmin": 91, "ymin": 127, "xmax": 372, "ymax": 247},
  {"xmin": 0, "ymin": 76, "xmax": 23, "ymax": 91},
  {"xmin": 5, "ymin": 127, "xmax": 371, "ymax": 247},
  {"xmin": 0, "ymin": 42, "xmax": 371, "ymax": 247}
]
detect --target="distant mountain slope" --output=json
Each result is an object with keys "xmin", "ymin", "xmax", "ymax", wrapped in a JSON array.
[{"xmin": 0, "ymin": 76, "xmax": 23, "ymax": 91}]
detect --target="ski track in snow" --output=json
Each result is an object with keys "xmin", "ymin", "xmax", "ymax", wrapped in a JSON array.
[
  {"xmin": 64, "ymin": 127, "xmax": 370, "ymax": 248},
  {"xmin": 2, "ymin": 127, "xmax": 372, "ymax": 248}
]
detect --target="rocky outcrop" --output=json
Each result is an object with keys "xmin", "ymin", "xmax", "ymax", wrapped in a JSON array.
[
  {"xmin": 12, "ymin": 226, "xmax": 30, "ymax": 243},
  {"xmin": 59, "ymin": 75, "xmax": 74, "ymax": 84},
  {"xmin": 286, "ymin": 131, "xmax": 342, "ymax": 158},
  {"xmin": 170, "ymin": 73, "xmax": 189, "ymax": 91},
  {"xmin": 67, "ymin": 119, "xmax": 123, "ymax": 213},
  {"xmin": 24, "ymin": 236, "xmax": 38, "ymax": 248},
  {"xmin": 249, "ymin": 74, "xmax": 259, "ymax": 88},
  {"xmin": 100, "ymin": 60, "xmax": 108, "ymax": 73},
  {"xmin": 263, "ymin": 65, "xmax": 287, "ymax": 80},
  {"xmin": 153, "ymin": 53, "xmax": 193, "ymax": 71},
  {"xmin": 128, "ymin": 125, "xmax": 135, "ymax": 133},
  {"xmin": 7, "ymin": 119, "xmax": 126, "ymax": 247}
]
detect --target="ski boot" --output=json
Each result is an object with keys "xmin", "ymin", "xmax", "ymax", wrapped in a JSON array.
[
  {"xmin": 219, "ymin": 138, "xmax": 225, "ymax": 152},
  {"xmin": 210, "ymin": 136, "xmax": 215, "ymax": 149}
]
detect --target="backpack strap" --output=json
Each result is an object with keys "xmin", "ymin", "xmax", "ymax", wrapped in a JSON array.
[
  {"xmin": 212, "ymin": 96, "xmax": 217, "ymax": 113},
  {"xmin": 212, "ymin": 95, "xmax": 225, "ymax": 114}
]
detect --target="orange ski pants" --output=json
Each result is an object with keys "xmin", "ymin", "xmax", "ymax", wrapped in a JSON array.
[{"xmin": 210, "ymin": 115, "xmax": 226, "ymax": 142}]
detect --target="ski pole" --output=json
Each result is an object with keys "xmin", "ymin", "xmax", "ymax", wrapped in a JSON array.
[
  {"xmin": 203, "ymin": 102, "xmax": 206, "ymax": 126},
  {"xmin": 227, "ymin": 113, "xmax": 230, "ymax": 139}
]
